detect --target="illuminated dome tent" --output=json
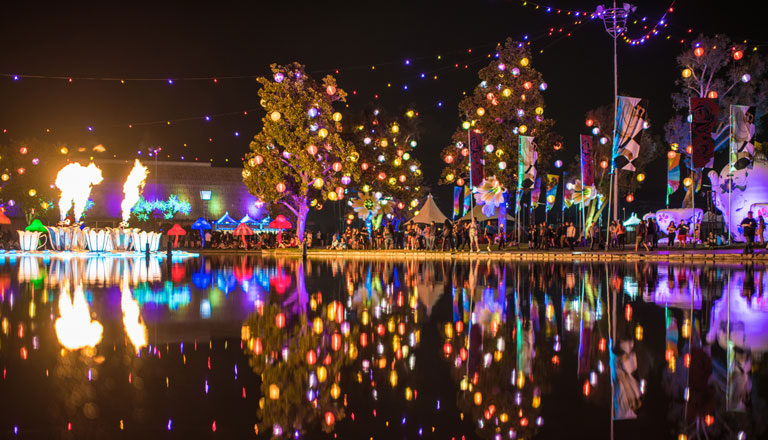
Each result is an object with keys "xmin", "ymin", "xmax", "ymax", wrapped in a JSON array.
[
  {"xmin": 405, "ymin": 194, "xmax": 448, "ymax": 224},
  {"xmin": 215, "ymin": 211, "xmax": 238, "ymax": 231}
]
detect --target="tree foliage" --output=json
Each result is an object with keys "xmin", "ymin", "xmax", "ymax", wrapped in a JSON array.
[
  {"xmin": 242, "ymin": 63, "xmax": 359, "ymax": 242},
  {"xmin": 440, "ymin": 38, "xmax": 561, "ymax": 191}
]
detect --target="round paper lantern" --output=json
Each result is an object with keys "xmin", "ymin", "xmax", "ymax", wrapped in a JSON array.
[
  {"xmin": 341, "ymin": 175, "xmax": 351, "ymax": 185},
  {"xmin": 308, "ymin": 108, "xmax": 318, "ymax": 118},
  {"xmin": 592, "ymin": 127, "xmax": 600, "ymax": 135},
  {"xmin": 443, "ymin": 342, "xmax": 452, "ymax": 357},
  {"xmin": 331, "ymin": 333, "xmax": 342, "ymax": 351},
  {"xmin": 476, "ymin": 107, "xmax": 486, "ymax": 117},
  {"xmin": 686, "ymin": 145, "xmax": 693, "ymax": 154},
  {"xmin": 511, "ymin": 67, "xmax": 520, "ymax": 76},
  {"xmin": 520, "ymin": 57, "xmax": 529, "ymax": 67},
  {"xmin": 683, "ymin": 177, "xmax": 693, "ymax": 187},
  {"xmin": 377, "ymin": 172, "xmax": 386, "ymax": 180},
  {"xmin": 307, "ymin": 145, "xmax": 318, "ymax": 155},
  {"xmin": 637, "ymin": 173, "xmax": 646, "ymax": 182},
  {"xmin": 539, "ymin": 82, "xmax": 548, "ymax": 91},
  {"xmin": 410, "ymin": 199, "xmax": 419, "ymax": 208},
  {"xmin": 28, "ymin": 189, "xmax": 36, "ymax": 197},
  {"xmin": 497, "ymin": 62, "xmax": 506, "ymax": 71},
  {"xmin": 626, "ymin": 194, "xmax": 634, "ymax": 203},
  {"xmin": 274, "ymin": 72, "xmax": 284, "ymax": 82},
  {"xmin": 498, "ymin": 161, "xmax": 507, "ymax": 170},
  {"xmin": 324, "ymin": 412, "xmax": 335, "ymax": 426},
  {"xmin": 523, "ymin": 81, "xmax": 532, "ymax": 90},
  {"xmin": 733, "ymin": 50, "xmax": 743, "ymax": 60},
  {"xmin": 60, "ymin": 147, "xmax": 69, "ymax": 154},
  {"xmin": 600, "ymin": 160, "xmax": 609, "ymax": 169},
  {"xmin": 254, "ymin": 155, "xmax": 264, "ymax": 165},
  {"xmin": 276, "ymin": 183, "xmax": 286, "ymax": 193},
  {"xmin": 707, "ymin": 90, "xmax": 718, "ymax": 99},
  {"xmin": 391, "ymin": 124, "xmax": 400, "ymax": 133},
  {"xmin": 554, "ymin": 160, "xmax": 563, "ymax": 168},
  {"xmin": 502, "ymin": 88, "xmax": 512, "ymax": 97},
  {"xmin": 694, "ymin": 47, "xmax": 705, "ymax": 57},
  {"xmin": 682, "ymin": 68, "xmax": 692, "ymax": 78},
  {"xmin": 456, "ymin": 178, "xmax": 465, "ymax": 186},
  {"xmin": 474, "ymin": 392, "xmax": 483, "ymax": 406},
  {"xmin": 380, "ymin": 139, "xmax": 389, "ymax": 147},
  {"xmin": 275, "ymin": 312, "xmax": 286, "ymax": 328},
  {"xmin": 317, "ymin": 366, "xmax": 328, "ymax": 383},
  {"xmin": 270, "ymin": 111, "xmax": 281, "ymax": 121},
  {"xmin": 553, "ymin": 142, "xmax": 563, "ymax": 151},
  {"xmin": 363, "ymin": 137, "xmax": 372, "ymax": 145},
  {"xmin": 600, "ymin": 137, "xmax": 609, "ymax": 145},
  {"xmin": 332, "ymin": 112, "xmax": 342, "ymax": 122},
  {"xmin": 405, "ymin": 109, "xmax": 415, "ymax": 118},
  {"xmin": 402, "ymin": 152, "xmax": 411, "ymax": 161},
  {"xmin": 387, "ymin": 177, "xmax": 396, "ymax": 186},
  {"xmin": 306, "ymin": 350, "xmax": 317, "ymax": 365},
  {"xmin": 397, "ymin": 202, "xmax": 404, "ymax": 209},
  {"xmin": 742, "ymin": 73, "xmax": 751, "ymax": 83},
  {"xmin": 535, "ymin": 106, "xmax": 544, "ymax": 115},
  {"xmin": 667, "ymin": 150, "xmax": 677, "ymax": 159},
  {"xmin": 586, "ymin": 119, "xmax": 594, "ymax": 127},
  {"xmin": 398, "ymin": 174, "xmax": 406, "ymax": 183},
  {"xmin": 327, "ymin": 191, "xmax": 337, "ymax": 201},
  {"xmin": 19, "ymin": 147, "xmax": 28, "ymax": 155},
  {"xmin": 335, "ymin": 186, "xmax": 344, "ymax": 197},
  {"xmin": 547, "ymin": 194, "xmax": 556, "ymax": 204},
  {"xmin": 313, "ymin": 178, "xmax": 324, "ymax": 189},
  {"xmin": 445, "ymin": 173, "xmax": 455, "ymax": 182},
  {"xmin": 268, "ymin": 384, "xmax": 280, "ymax": 400},
  {"xmin": 485, "ymin": 144, "xmax": 494, "ymax": 153},
  {"xmin": 332, "ymin": 162, "xmax": 342, "ymax": 172},
  {"xmin": 330, "ymin": 383, "xmax": 341, "ymax": 399},
  {"xmin": 461, "ymin": 148, "xmax": 469, "ymax": 157},
  {"xmin": 393, "ymin": 157, "xmax": 402, "ymax": 166},
  {"xmin": 313, "ymin": 317, "xmax": 323, "ymax": 335},
  {"xmin": 519, "ymin": 125, "xmax": 527, "ymax": 134},
  {"xmin": 326, "ymin": 85, "xmax": 336, "ymax": 95},
  {"xmin": 17, "ymin": 168, "xmax": 25, "ymax": 175},
  {"xmin": 462, "ymin": 121, "xmax": 471, "ymax": 130},
  {"xmin": 516, "ymin": 108, "xmax": 525, "ymax": 117},
  {"xmin": 318, "ymin": 128, "xmax": 329, "ymax": 138},
  {"xmin": 1, "ymin": 174, "xmax": 9, "ymax": 181},
  {"xmin": 31, "ymin": 158, "xmax": 39, "ymax": 165}
]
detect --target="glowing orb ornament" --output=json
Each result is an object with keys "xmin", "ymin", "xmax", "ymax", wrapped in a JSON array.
[
  {"xmin": 539, "ymin": 82, "xmax": 548, "ymax": 91},
  {"xmin": 332, "ymin": 112, "xmax": 342, "ymax": 122},
  {"xmin": 485, "ymin": 144, "xmax": 494, "ymax": 153},
  {"xmin": 592, "ymin": 127, "xmax": 600, "ymax": 135},
  {"xmin": 707, "ymin": 91, "xmax": 718, "ymax": 99},
  {"xmin": 498, "ymin": 161, "xmax": 507, "ymax": 170},
  {"xmin": 637, "ymin": 173, "xmax": 646, "ymax": 182},
  {"xmin": 307, "ymin": 144, "xmax": 318, "ymax": 155},
  {"xmin": 476, "ymin": 107, "xmax": 486, "ymax": 117},
  {"xmin": 462, "ymin": 121, "xmax": 471, "ymax": 130},
  {"xmin": 391, "ymin": 124, "xmax": 400, "ymax": 133},
  {"xmin": 270, "ymin": 111, "xmax": 281, "ymax": 121},
  {"xmin": 332, "ymin": 162, "xmax": 343, "ymax": 172},
  {"xmin": 511, "ymin": 67, "xmax": 520, "ymax": 76},
  {"xmin": 741, "ymin": 74, "xmax": 751, "ymax": 83},
  {"xmin": 456, "ymin": 178, "xmax": 465, "ymax": 186},
  {"xmin": 733, "ymin": 50, "xmax": 743, "ymax": 60},
  {"xmin": 361, "ymin": 162, "xmax": 369, "ymax": 170},
  {"xmin": 28, "ymin": 189, "xmax": 36, "ymax": 197},
  {"xmin": 318, "ymin": 128, "xmax": 329, "ymax": 138},
  {"xmin": 626, "ymin": 194, "xmax": 634, "ymax": 202},
  {"xmin": 326, "ymin": 85, "xmax": 336, "ymax": 95},
  {"xmin": 268, "ymin": 384, "xmax": 280, "ymax": 400},
  {"xmin": 682, "ymin": 68, "xmax": 692, "ymax": 78},
  {"xmin": 274, "ymin": 72, "xmax": 284, "ymax": 82},
  {"xmin": 520, "ymin": 57, "xmax": 529, "ymax": 67},
  {"xmin": 341, "ymin": 175, "xmax": 351, "ymax": 185},
  {"xmin": 254, "ymin": 155, "xmax": 264, "ymax": 165},
  {"xmin": 683, "ymin": 177, "xmax": 693, "ymax": 187},
  {"xmin": 19, "ymin": 147, "xmax": 28, "ymax": 155},
  {"xmin": 32, "ymin": 158, "xmax": 39, "ymax": 165},
  {"xmin": 554, "ymin": 160, "xmax": 563, "ymax": 168},
  {"xmin": 276, "ymin": 182, "xmax": 286, "ymax": 193},
  {"xmin": 547, "ymin": 194, "xmax": 555, "ymax": 204},
  {"xmin": 1, "ymin": 174, "xmax": 8, "ymax": 181},
  {"xmin": 600, "ymin": 160, "xmax": 609, "ymax": 169},
  {"xmin": 313, "ymin": 179, "xmax": 324, "ymax": 189},
  {"xmin": 519, "ymin": 125, "xmax": 527, "ymax": 134},
  {"xmin": 535, "ymin": 106, "xmax": 544, "ymax": 115},
  {"xmin": 694, "ymin": 47, "xmax": 705, "ymax": 57}
]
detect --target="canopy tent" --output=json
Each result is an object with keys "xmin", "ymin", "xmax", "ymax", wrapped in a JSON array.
[
  {"xmin": 459, "ymin": 204, "xmax": 515, "ymax": 223},
  {"xmin": 406, "ymin": 194, "xmax": 449, "ymax": 224},
  {"xmin": 239, "ymin": 214, "xmax": 259, "ymax": 226},
  {"xmin": 215, "ymin": 212, "xmax": 239, "ymax": 230}
]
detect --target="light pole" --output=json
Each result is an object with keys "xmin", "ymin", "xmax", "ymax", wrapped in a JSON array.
[{"xmin": 597, "ymin": 2, "xmax": 634, "ymax": 251}]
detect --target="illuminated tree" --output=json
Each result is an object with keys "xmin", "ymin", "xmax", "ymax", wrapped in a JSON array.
[
  {"xmin": 242, "ymin": 63, "xmax": 359, "ymax": 243},
  {"xmin": 665, "ymin": 34, "xmax": 768, "ymax": 206},
  {"xmin": 345, "ymin": 106, "xmax": 425, "ymax": 229},
  {"xmin": 0, "ymin": 138, "xmax": 72, "ymax": 223},
  {"xmin": 439, "ymin": 38, "xmax": 560, "ymax": 192}
]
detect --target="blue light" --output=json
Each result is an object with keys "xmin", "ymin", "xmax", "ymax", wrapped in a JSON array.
[
  {"xmin": 420, "ymin": 73, "xmax": 425, "ymax": 78},
  {"xmin": 234, "ymin": 132, "xmax": 239, "ymax": 137},
  {"xmin": 87, "ymin": 126, "xmax": 93, "ymax": 132},
  {"xmin": 168, "ymin": 79, "xmax": 174, "ymax": 85},
  {"xmin": 13, "ymin": 75, "xmax": 19, "ymax": 81},
  {"xmin": 437, "ymin": 102, "xmax": 443, "ymax": 107},
  {"xmin": 546, "ymin": 7, "xmax": 551, "ymax": 12},
  {"xmin": 403, "ymin": 84, "xmax": 408, "ymax": 90},
  {"xmin": 205, "ymin": 115, "xmax": 211, "ymax": 121},
  {"xmin": 404, "ymin": 59, "xmax": 410, "ymax": 65}
]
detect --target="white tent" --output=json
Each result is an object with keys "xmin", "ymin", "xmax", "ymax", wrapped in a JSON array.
[
  {"xmin": 459, "ymin": 204, "xmax": 515, "ymax": 222},
  {"xmin": 406, "ymin": 194, "xmax": 449, "ymax": 224}
]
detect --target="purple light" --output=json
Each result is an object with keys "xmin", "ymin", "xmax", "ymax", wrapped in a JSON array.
[
  {"xmin": 205, "ymin": 115, "xmax": 211, "ymax": 121},
  {"xmin": 13, "ymin": 426, "xmax": 18, "ymax": 435},
  {"xmin": 168, "ymin": 79, "xmax": 174, "ymax": 85},
  {"xmin": 167, "ymin": 420, "xmax": 172, "ymax": 431},
  {"xmin": 404, "ymin": 59, "xmax": 410, "ymax": 65},
  {"xmin": 13, "ymin": 75, "xmax": 19, "ymax": 81},
  {"xmin": 181, "ymin": 156, "xmax": 185, "ymax": 160},
  {"xmin": 420, "ymin": 73, "xmax": 425, "ymax": 78},
  {"xmin": 137, "ymin": 150, "xmax": 142, "ymax": 155},
  {"xmin": 234, "ymin": 132, "xmax": 239, "ymax": 137},
  {"xmin": 87, "ymin": 126, "xmax": 93, "ymax": 132}
]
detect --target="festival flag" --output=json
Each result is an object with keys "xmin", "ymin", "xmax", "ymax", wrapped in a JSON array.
[
  {"xmin": 453, "ymin": 186, "xmax": 462, "ymax": 218},
  {"xmin": 667, "ymin": 151, "xmax": 680, "ymax": 196},
  {"xmin": 463, "ymin": 185, "xmax": 471, "ymax": 215},
  {"xmin": 690, "ymin": 97, "xmax": 718, "ymax": 169},
  {"xmin": 519, "ymin": 135, "xmax": 538, "ymax": 190},
  {"xmin": 531, "ymin": 176, "xmax": 542, "ymax": 209},
  {"xmin": 545, "ymin": 174, "xmax": 559, "ymax": 212},
  {"xmin": 469, "ymin": 130, "xmax": 484, "ymax": 187},
  {"xmin": 730, "ymin": 105, "xmax": 756, "ymax": 170},
  {"xmin": 580, "ymin": 135, "xmax": 595, "ymax": 187},
  {"xmin": 612, "ymin": 96, "xmax": 648, "ymax": 172},
  {"xmin": 563, "ymin": 179, "xmax": 574, "ymax": 208}
]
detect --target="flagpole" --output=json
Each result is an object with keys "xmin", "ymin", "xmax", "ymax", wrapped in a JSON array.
[
  {"xmin": 467, "ymin": 118, "xmax": 474, "ymax": 224},
  {"xmin": 666, "ymin": 152, "xmax": 670, "ymax": 209},
  {"xmin": 728, "ymin": 106, "xmax": 733, "ymax": 246}
]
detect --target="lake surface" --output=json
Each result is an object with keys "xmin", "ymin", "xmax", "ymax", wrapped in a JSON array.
[{"xmin": 1, "ymin": 254, "xmax": 766, "ymax": 439}]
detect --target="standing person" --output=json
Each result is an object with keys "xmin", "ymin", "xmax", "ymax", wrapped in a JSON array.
[
  {"xmin": 484, "ymin": 222, "xmax": 494, "ymax": 252},
  {"xmin": 589, "ymin": 222, "xmax": 600, "ymax": 250},
  {"xmin": 453, "ymin": 221, "xmax": 463, "ymax": 250},
  {"xmin": 617, "ymin": 222, "xmax": 627, "ymax": 250},
  {"xmin": 427, "ymin": 221, "xmax": 436, "ymax": 250},
  {"xmin": 383, "ymin": 223, "xmax": 393, "ymax": 249},
  {"xmin": 567, "ymin": 221, "xmax": 576, "ymax": 250},
  {"xmin": 635, "ymin": 219, "xmax": 650, "ymax": 252},
  {"xmin": 528, "ymin": 224, "xmax": 536, "ymax": 249},
  {"xmin": 756, "ymin": 215, "xmax": 765, "ymax": 246},
  {"xmin": 677, "ymin": 221, "xmax": 689, "ymax": 249},
  {"xmin": 609, "ymin": 221, "xmax": 618, "ymax": 249},
  {"xmin": 647, "ymin": 218, "xmax": 658, "ymax": 250},
  {"xmin": 497, "ymin": 223, "xmax": 507, "ymax": 250},
  {"xmin": 740, "ymin": 211, "xmax": 758, "ymax": 254},
  {"xmin": 441, "ymin": 219, "xmax": 453, "ymax": 251},
  {"xmin": 667, "ymin": 221, "xmax": 677, "ymax": 248},
  {"xmin": 468, "ymin": 218, "xmax": 480, "ymax": 252}
]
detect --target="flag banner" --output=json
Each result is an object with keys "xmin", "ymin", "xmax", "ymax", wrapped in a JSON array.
[
  {"xmin": 453, "ymin": 186, "xmax": 462, "ymax": 218},
  {"xmin": 531, "ymin": 176, "xmax": 542, "ymax": 209},
  {"xmin": 690, "ymin": 97, "xmax": 718, "ymax": 169},
  {"xmin": 469, "ymin": 130, "xmax": 485, "ymax": 187},
  {"xmin": 514, "ymin": 188, "xmax": 521, "ymax": 216},
  {"xmin": 545, "ymin": 174, "xmax": 559, "ymax": 212},
  {"xmin": 667, "ymin": 152, "xmax": 680, "ymax": 195},
  {"xmin": 519, "ymin": 135, "xmax": 538, "ymax": 190},
  {"xmin": 563, "ymin": 179, "xmax": 574, "ymax": 208},
  {"xmin": 730, "ymin": 105, "xmax": 756, "ymax": 170},
  {"xmin": 463, "ymin": 185, "xmax": 471, "ymax": 215},
  {"xmin": 497, "ymin": 192, "xmax": 508, "ymax": 236},
  {"xmin": 580, "ymin": 135, "xmax": 595, "ymax": 187},
  {"xmin": 612, "ymin": 96, "xmax": 648, "ymax": 172}
]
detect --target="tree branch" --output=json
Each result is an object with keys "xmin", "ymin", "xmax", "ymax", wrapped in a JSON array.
[{"xmin": 279, "ymin": 200, "xmax": 299, "ymax": 218}]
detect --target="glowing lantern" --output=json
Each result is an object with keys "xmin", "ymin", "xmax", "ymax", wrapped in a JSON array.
[
  {"xmin": 268, "ymin": 384, "xmax": 280, "ymax": 400},
  {"xmin": 32, "ymin": 157, "xmax": 39, "ymax": 165},
  {"xmin": 361, "ymin": 162, "xmax": 369, "ymax": 170},
  {"xmin": 535, "ymin": 106, "xmax": 544, "ymax": 115},
  {"xmin": 254, "ymin": 155, "xmax": 264, "ymax": 165},
  {"xmin": 318, "ymin": 128, "xmax": 329, "ymax": 138},
  {"xmin": 667, "ymin": 150, "xmax": 677, "ymax": 159},
  {"xmin": 733, "ymin": 50, "xmax": 743, "ymax": 60},
  {"xmin": 637, "ymin": 173, "xmax": 646, "ymax": 182},
  {"xmin": 377, "ymin": 172, "xmax": 386, "ymax": 180},
  {"xmin": 332, "ymin": 112, "xmax": 342, "ymax": 122},
  {"xmin": 520, "ymin": 57, "xmax": 529, "ymax": 66},
  {"xmin": 341, "ymin": 175, "xmax": 351, "ymax": 185},
  {"xmin": 19, "ymin": 147, "xmax": 28, "ymax": 155},
  {"xmin": 462, "ymin": 121, "xmax": 471, "ymax": 130},
  {"xmin": 327, "ymin": 191, "xmax": 337, "ymax": 201},
  {"xmin": 275, "ymin": 312, "xmax": 286, "ymax": 328},
  {"xmin": 389, "ymin": 370, "xmax": 398, "ymax": 387},
  {"xmin": 443, "ymin": 342, "xmax": 452, "ymax": 357},
  {"xmin": 445, "ymin": 173, "xmax": 455, "ymax": 182},
  {"xmin": 523, "ymin": 81, "xmax": 532, "ymax": 90},
  {"xmin": 332, "ymin": 162, "xmax": 342, "ymax": 172},
  {"xmin": 683, "ymin": 177, "xmax": 693, "ymax": 187},
  {"xmin": 474, "ymin": 392, "xmax": 482, "ymax": 406},
  {"xmin": 405, "ymin": 109, "xmax": 415, "ymax": 118},
  {"xmin": 586, "ymin": 119, "xmax": 594, "ymax": 127},
  {"xmin": 254, "ymin": 338, "xmax": 263, "ymax": 354},
  {"xmin": 539, "ymin": 82, "xmax": 548, "ymax": 90},
  {"xmin": 456, "ymin": 178, "xmax": 465, "ymax": 186},
  {"xmin": 393, "ymin": 157, "xmax": 402, "ymax": 166},
  {"xmin": 1, "ymin": 174, "xmax": 9, "ymax": 181},
  {"xmin": 17, "ymin": 168, "xmax": 25, "ymax": 175},
  {"xmin": 60, "ymin": 147, "xmax": 69, "ymax": 154},
  {"xmin": 600, "ymin": 160, "xmax": 609, "ymax": 169},
  {"xmin": 397, "ymin": 202, "xmax": 404, "ymax": 209},
  {"xmin": 485, "ymin": 144, "xmax": 494, "ymax": 153},
  {"xmin": 498, "ymin": 161, "xmax": 507, "ymax": 170},
  {"xmin": 398, "ymin": 174, "xmax": 406, "ymax": 183},
  {"xmin": 380, "ymin": 139, "xmax": 389, "ymax": 147},
  {"xmin": 28, "ymin": 189, "xmax": 36, "ymax": 197},
  {"xmin": 317, "ymin": 366, "xmax": 328, "ymax": 383},
  {"xmin": 554, "ymin": 160, "xmax": 563, "ymax": 168},
  {"xmin": 476, "ymin": 107, "xmax": 485, "ymax": 117},
  {"xmin": 546, "ymin": 194, "xmax": 555, "ymax": 204},
  {"xmin": 686, "ymin": 145, "xmax": 693, "ymax": 154},
  {"xmin": 626, "ymin": 194, "xmax": 634, "ymax": 203},
  {"xmin": 307, "ymin": 145, "xmax": 318, "ymax": 155},
  {"xmin": 391, "ymin": 124, "xmax": 400, "ymax": 133},
  {"xmin": 410, "ymin": 199, "xmax": 419, "ymax": 208},
  {"xmin": 502, "ymin": 88, "xmax": 512, "ymax": 97},
  {"xmin": 330, "ymin": 383, "xmax": 341, "ymax": 399},
  {"xmin": 326, "ymin": 85, "xmax": 336, "ymax": 95},
  {"xmin": 694, "ymin": 47, "xmax": 705, "ymax": 57},
  {"xmin": 313, "ymin": 178, "xmax": 324, "ymax": 189},
  {"xmin": 708, "ymin": 91, "xmax": 718, "ymax": 99},
  {"xmin": 270, "ymin": 111, "xmax": 281, "ymax": 121},
  {"xmin": 402, "ymin": 152, "xmax": 410, "ymax": 161},
  {"xmin": 682, "ymin": 68, "xmax": 692, "ymax": 78},
  {"xmin": 461, "ymin": 148, "xmax": 469, "ymax": 157},
  {"xmin": 592, "ymin": 127, "xmax": 600, "ymax": 135},
  {"xmin": 553, "ymin": 142, "xmax": 563, "ymax": 151},
  {"xmin": 306, "ymin": 350, "xmax": 317, "ymax": 365},
  {"xmin": 742, "ymin": 73, "xmax": 751, "ymax": 83},
  {"xmin": 519, "ymin": 125, "xmax": 527, "ymax": 134},
  {"xmin": 276, "ymin": 183, "xmax": 286, "ymax": 193}
]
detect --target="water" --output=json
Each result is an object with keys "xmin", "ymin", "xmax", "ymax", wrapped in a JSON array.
[{"xmin": 1, "ymin": 254, "xmax": 766, "ymax": 439}]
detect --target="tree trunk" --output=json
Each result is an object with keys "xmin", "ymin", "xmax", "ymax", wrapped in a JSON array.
[{"xmin": 296, "ymin": 201, "xmax": 309, "ymax": 244}]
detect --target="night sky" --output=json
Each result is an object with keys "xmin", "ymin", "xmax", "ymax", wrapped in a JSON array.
[{"xmin": 1, "ymin": 0, "xmax": 763, "ymax": 219}]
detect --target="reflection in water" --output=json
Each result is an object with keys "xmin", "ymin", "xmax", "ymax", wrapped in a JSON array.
[
  {"xmin": 55, "ymin": 281, "xmax": 103, "ymax": 351},
  {"xmin": 1, "ymin": 254, "xmax": 767, "ymax": 439}
]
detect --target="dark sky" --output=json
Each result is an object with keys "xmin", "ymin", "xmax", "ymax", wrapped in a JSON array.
[{"xmin": 1, "ymin": 0, "xmax": 763, "ymax": 217}]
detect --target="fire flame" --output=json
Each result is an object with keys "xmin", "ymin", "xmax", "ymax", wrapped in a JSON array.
[
  {"xmin": 121, "ymin": 160, "xmax": 149, "ymax": 223},
  {"xmin": 55, "ymin": 162, "xmax": 103, "ymax": 222},
  {"xmin": 121, "ymin": 278, "xmax": 147, "ymax": 351},
  {"xmin": 55, "ymin": 282, "xmax": 103, "ymax": 351}
]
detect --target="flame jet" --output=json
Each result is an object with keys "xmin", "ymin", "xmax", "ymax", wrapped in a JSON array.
[
  {"xmin": 55, "ymin": 162, "xmax": 103, "ymax": 222},
  {"xmin": 121, "ymin": 160, "xmax": 149, "ymax": 224}
]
